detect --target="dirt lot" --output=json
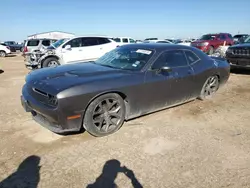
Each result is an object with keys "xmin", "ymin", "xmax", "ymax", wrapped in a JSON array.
[{"xmin": 0, "ymin": 54, "xmax": 250, "ymax": 188}]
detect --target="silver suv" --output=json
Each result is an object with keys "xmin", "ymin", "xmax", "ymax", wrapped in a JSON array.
[{"xmin": 23, "ymin": 38, "xmax": 57, "ymax": 55}]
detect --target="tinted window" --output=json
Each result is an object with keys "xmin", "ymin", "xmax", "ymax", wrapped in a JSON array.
[
  {"xmin": 27, "ymin": 40, "xmax": 39, "ymax": 46},
  {"xmin": 98, "ymin": 38, "xmax": 111, "ymax": 45},
  {"xmin": 42, "ymin": 40, "xmax": 51, "ymax": 46},
  {"xmin": 153, "ymin": 50, "xmax": 188, "ymax": 69},
  {"xmin": 83, "ymin": 38, "xmax": 99, "ymax": 46},
  {"xmin": 129, "ymin": 38, "xmax": 135, "ymax": 43},
  {"xmin": 200, "ymin": 35, "xmax": 217, "ymax": 40},
  {"xmin": 64, "ymin": 38, "xmax": 83, "ymax": 48},
  {"xmin": 122, "ymin": 38, "xmax": 129, "ymax": 43},
  {"xmin": 220, "ymin": 35, "xmax": 226, "ymax": 40},
  {"xmin": 113, "ymin": 38, "xmax": 121, "ymax": 42},
  {"xmin": 184, "ymin": 50, "xmax": 200, "ymax": 64},
  {"xmin": 228, "ymin": 34, "xmax": 233, "ymax": 39}
]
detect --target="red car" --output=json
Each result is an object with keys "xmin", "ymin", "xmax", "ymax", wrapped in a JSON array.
[{"xmin": 191, "ymin": 33, "xmax": 234, "ymax": 55}]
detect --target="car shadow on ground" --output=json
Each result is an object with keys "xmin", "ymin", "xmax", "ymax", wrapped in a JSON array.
[
  {"xmin": 231, "ymin": 68, "xmax": 250, "ymax": 75},
  {"xmin": 6, "ymin": 54, "xmax": 17, "ymax": 57},
  {"xmin": 0, "ymin": 70, "xmax": 4, "ymax": 74},
  {"xmin": 0, "ymin": 155, "xmax": 41, "ymax": 188},
  {"xmin": 87, "ymin": 159, "xmax": 143, "ymax": 188}
]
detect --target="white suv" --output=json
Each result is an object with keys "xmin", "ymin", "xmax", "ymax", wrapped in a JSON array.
[
  {"xmin": 112, "ymin": 37, "xmax": 136, "ymax": 46},
  {"xmin": 25, "ymin": 36, "xmax": 118, "ymax": 69},
  {"xmin": 0, "ymin": 44, "xmax": 11, "ymax": 57}
]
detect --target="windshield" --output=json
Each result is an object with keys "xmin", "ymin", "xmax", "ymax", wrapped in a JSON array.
[
  {"xmin": 243, "ymin": 36, "xmax": 250, "ymax": 43},
  {"xmin": 52, "ymin": 38, "xmax": 69, "ymax": 48},
  {"xmin": 94, "ymin": 47, "xmax": 154, "ymax": 71},
  {"xmin": 200, "ymin": 35, "xmax": 217, "ymax": 40}
]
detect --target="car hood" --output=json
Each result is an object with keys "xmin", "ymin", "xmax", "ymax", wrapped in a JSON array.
[
  {"xmin": 230, "ymin": 43, "xmax": 250, "ymax": 48},
  {"xmin": 26, "ymin": 63, "xmax": 132, "ymax": 95}
]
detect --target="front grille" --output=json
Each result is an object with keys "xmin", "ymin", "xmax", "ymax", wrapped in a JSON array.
[
  {"xmin": 232, "ymin": 48, "xmax": 250, "ymax": 56},
  {"xmin": 28, "ymin": 86, "xmax": 58, "ymax": 107}
]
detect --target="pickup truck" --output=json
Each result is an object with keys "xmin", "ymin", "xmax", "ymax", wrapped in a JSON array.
[{"xmin": 3, "ymin": 41, "xmax": 23, "ymax": 51}]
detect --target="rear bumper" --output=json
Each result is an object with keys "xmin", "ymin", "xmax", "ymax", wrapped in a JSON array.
[{"xmin": 21, "ymin": 85, "xmax": 82, "ymax": 134}]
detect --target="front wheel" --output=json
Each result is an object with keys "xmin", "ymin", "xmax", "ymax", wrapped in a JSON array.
[
  {"xmin": 0, "ymin": 51, "xmax": 6, "ymax": 57},
  {"xmin": 198, "ymin": 75, "xmax": 219, "ymax": 100},
  {"xmin": 42, "ymin": 57, "xmax": 60, "ymax": 68},
  {"xmin": 83, "ymin": 93, "xmax": 126, "ymax": 137}
]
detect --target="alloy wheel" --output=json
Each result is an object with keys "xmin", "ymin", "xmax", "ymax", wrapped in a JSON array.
[
  {"xmin": 203, "ymin": 76, "xmax": 219, "ymax": 97},
  {"xmin": 47, "ymin": 60, "xmax": 59, "ymax": 67},
  {"xmin": 0, "ymin": 51, "xmax": 6, "ymax": 57},
  {"xmin": 92, "ymin": 98, "xmax": 122, "ymax": 133}
]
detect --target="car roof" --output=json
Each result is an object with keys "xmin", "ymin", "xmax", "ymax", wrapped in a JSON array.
[{"xmin": 119, "ymin": 43, "xmax": 195, "ymax": 51}]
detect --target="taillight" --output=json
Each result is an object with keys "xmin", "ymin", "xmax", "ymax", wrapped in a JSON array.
[
  {"xmin": 6, "ymin": 46, "xmax": 10, "ymax": 49},
  {"xmin": 23, "ymin": 46, "xmax": 28, "ymax": 53}
]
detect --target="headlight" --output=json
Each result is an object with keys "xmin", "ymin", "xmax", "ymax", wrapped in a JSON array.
[{"xmin": 198, "ymin": 42, "xmax": 209, "ymax": 46}]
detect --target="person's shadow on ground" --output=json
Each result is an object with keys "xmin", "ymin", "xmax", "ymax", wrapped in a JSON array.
[
  {"xmin": 0, "ymin": 155, "xmax": 41, "ymax": 188},
  {"xmin": 87, "ymin": 159, "xmax": 143, "ymax": 188}
]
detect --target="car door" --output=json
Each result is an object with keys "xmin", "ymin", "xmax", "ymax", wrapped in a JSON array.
[
  {"xmin": 142, "ymin": 50, "xmax": 195, "ymax": 112},
  {"xmin": 61, "ymin": 37, "xmax": 86, "ymax": 63}
]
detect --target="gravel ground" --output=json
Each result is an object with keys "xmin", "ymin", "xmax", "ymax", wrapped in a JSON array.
[{"xmin": 0, "ymin": 55, "xmax": 250, "ymax": 188}]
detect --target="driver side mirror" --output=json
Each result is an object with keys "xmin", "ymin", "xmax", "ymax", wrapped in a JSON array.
[
  {"xmin": 65, "ymin": 45, "xmax": 71, "ymax": 50},
  {"xmin": 160, "ymin": 66, "xmax": 172, "ymax": 73}
]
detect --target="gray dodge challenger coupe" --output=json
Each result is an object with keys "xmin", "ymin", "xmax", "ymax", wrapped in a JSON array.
[{"xmin": 21, "ymin": 44, "xmax": 230, "ymax": 137}]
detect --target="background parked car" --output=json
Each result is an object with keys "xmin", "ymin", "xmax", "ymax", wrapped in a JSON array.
[
  {"xmin": 226, "ymin": 35, "xmax": 250, "ymax": 69},
  {"xmin": 174, "ymin": 39, "xmax": 193, "ymax": 46},
  {"xmin": 22, "ymin": 38, "xmax": 58, "ymax": 55},
  {"xmin": 143, "ymin": 39, "xmax": 173, "ymax": 44},
  {"xmin": 3, "ymin": 41, "xmax": 23, "ymax": 51},
  {"xmin": 0, "ymin": 44, "xmax": 11, "ymax": 57},
  {"xmin": 233, "ymin": 34, "xmax": 249, "ymax": 44},
  {"xmin": 191, "ymin": 33, "xmax": 234, "ymax": 55},
  {"xmin": 112, "ymin": 37, "xmax": 136, "ymax": 46},
  {"xmin": 0, "ymin": 43, "xmax": 16, "ymax": 53},
  {"xmin": 25, "ymin": 36, "xmax": 118, "ymax": 69}
]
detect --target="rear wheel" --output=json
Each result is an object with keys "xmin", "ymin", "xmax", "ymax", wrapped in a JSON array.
[
  {"xmin": 0, "ymin": 51, "xmax": 6, "ymax": 57},
  {"xmin": 83, "ymin": 93, "xmax": 126, "ymax": 137},
  {"xmin": 198, "ymin": 75, "xmax": 219, "ymax": 100},
  {"xmin": 42, "ymin": 57, "xmax": 60, "ymax": 68},
  {"xmin": 208, "ymin": 46, "xmax": 214, "ymax": 55}
]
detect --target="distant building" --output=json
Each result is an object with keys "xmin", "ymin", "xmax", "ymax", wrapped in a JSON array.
[{"xmin": 27, "ymin": 31, "xmax": 75, "ymax": 40}]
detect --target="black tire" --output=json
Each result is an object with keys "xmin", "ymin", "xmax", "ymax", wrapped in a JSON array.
[
  {"xmin": 198, "ymin": 75, "xmax": 219, "ymax": 100},
  {"xmin": 0, "ymin": 51, "xmax": 6, "ymax": 57},
  {"xmin": 208, "ymin": 46, "xmax": 214, "ymax": 55},
  {"xmin": 42, "ymin": 57, "xmax": 60, "ymax": 68},
  {"xmin": 83, "ymin": 93, "xmax": 126, "ymax": 137}
]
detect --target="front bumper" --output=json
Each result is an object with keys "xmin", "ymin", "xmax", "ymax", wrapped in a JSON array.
[
  {"xmin": 21, "ymin": 85, "xmax": 83, "ymax": 134},
  {"xmin": 226, "ymin": 57, "xmax": 250, "ymax": 69}
]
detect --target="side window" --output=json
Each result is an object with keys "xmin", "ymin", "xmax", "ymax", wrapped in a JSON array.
[
  {"xmin": 122, "ymin": 38, "xmax": 129, "ymax": 43},
  {"xmin": 153, "ymin": 50, "xmax": 188, "ymax": 69},
  {"xmin": 220, "ymin": 35, "xmax": 226, "ymax": 40},
  {"xmin": 184, "ymin": 50, "xmax": 200, "ymax": 65},
  {"xmin": 82, "ymin": 38, "xmax": 99, "ymax": 46},
  {"xmin": 27, "ymin": 40, "xmax": 39, "ymax": 46},
  {"xmin": 228, "ymin": 34, "xmax": 233, "ymax": 39},
  {"xmin": 97, "ymin": 38, "xmax": 111, "ymax": 45},
  {"xmin": 63, "ymin": 38, "xmax": 82, "ymax": 48},
  {"xmin": 42, "ymin": 40, "xmax": 51, "ymax": 46},
  {"xmin": 129, "ymin": 38, "xmax": 135, "ymax": 43}
]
